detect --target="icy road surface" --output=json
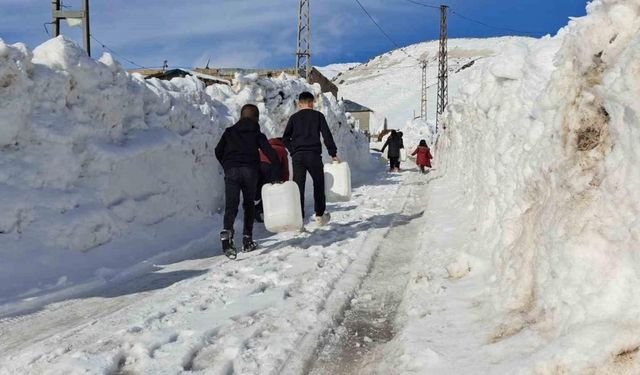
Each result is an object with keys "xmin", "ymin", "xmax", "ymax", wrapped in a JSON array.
[{"xmin": 0, "ymin": 167, "xmax": 430, "ymax": 374}]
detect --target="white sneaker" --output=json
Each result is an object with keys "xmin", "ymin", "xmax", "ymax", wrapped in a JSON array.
[{"xmin": 315, "ymin": 213, "xmax": 331, "ymax": 226}]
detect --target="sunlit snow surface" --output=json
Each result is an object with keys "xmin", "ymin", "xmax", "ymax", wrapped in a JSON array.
[
  {"xmin": 2, "ymin": 0, "xmax": 640, "ymax": 372},
  {"xmin": 0, "ymin": 36, "xmax": 372, "ymax": 305}
]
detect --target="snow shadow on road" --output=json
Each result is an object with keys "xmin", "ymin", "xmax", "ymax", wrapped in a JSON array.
[
  {"xmin": 0, "ymin": 267, "xmax": 209, "ymax": 320},
  {"xmin": 92, "ymin": 267, "xmax": 209, "ymax": 299},
  {"xmin": 260, "ymin": 211, "xmax": 425, "ymax": 254}
]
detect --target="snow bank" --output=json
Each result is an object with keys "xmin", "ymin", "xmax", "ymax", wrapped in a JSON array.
[
  {"xmin": 0, "ymin": 37, "xmax": 371, "ymax": 304},
  {"xmin": 426, "ymin": 0, "xmax": 640, "ymax": 371},
  {"xmin": 400, "ymin": 118, "xmax": 436, "ymax": 149}
]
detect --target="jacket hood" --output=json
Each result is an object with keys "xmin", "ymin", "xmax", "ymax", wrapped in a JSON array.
[{"xmin": 234, "ymin": 118, "xmax": 260, "ymax": 133}]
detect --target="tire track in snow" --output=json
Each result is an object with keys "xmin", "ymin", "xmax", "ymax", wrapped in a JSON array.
[
  {"xmin": 280, "ymin": 171, "xmax": 429, "ymax": 375},
  {"xmin": 307, "ymin": 176, "xmax": 428, "ymax": 374}
]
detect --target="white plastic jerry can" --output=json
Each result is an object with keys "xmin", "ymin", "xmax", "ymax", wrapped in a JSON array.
[
  {"xmin": 262, "ymin": 181, "xmax": 303, "ymax": 233},
  {"xmin": 324, "ymin": 161, "xmax": 352, "ymax": 202},
  {"xmin": 400, "ymin": 148, "xmax": 408, "ymax": 162}
]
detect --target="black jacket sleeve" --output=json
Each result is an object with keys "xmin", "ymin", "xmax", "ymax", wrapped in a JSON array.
[
  {"xmin": 258, "ymin": 133, "xmax": 282, "ymax": 181},
  {"xmin": 381, "ymin": 138, "xmax": 389, "ymax": 153},
  {"xmin": 282, "ymin": 116, "xmax": 294, "ymax": 152},
  {"xmin": 319, "ymin": 113, "xmax": 338, "ymax": 157},
  {"xmin": 215, "ymin": 131, "xmax": 226, "ymax": 164}
]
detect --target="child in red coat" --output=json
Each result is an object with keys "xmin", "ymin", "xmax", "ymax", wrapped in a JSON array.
[
  {"xmin": 255, "ymin": 138, "xmax": 290, "ymax": 222},
  {"xmin": 411, "ymin": 139, "xmax": 433, "ymax": 174}
]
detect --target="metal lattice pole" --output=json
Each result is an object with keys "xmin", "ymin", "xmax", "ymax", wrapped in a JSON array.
[
  {"xmin": 436, "ymin": 5, "xmax": 448, "ymax": 130},
  {"xmin": 420, "ymin": 59, "xmax": 428, "ymax": 120},
  {"xmin": 295, "ymin": 0, "xmax": 311, "ymax": 79}
]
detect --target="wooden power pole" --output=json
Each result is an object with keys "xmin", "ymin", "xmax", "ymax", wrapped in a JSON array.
[
  {"xmin": 51, "ymin": 0, "xmax": 91, "ymax": 57},
  {"xmin": 436, "ymin": 5, "xmax": 448, "ymax": 130}
]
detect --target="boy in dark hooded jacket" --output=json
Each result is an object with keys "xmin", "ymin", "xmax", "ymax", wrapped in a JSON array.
[{"xmin": 215, "ymin": 104, "xmax": 281, "ymax": 258}]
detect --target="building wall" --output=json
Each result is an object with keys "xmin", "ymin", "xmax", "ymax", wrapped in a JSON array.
[{"xmin": 348, "ymin": 112, "xmax": 371, "ymax": 133}]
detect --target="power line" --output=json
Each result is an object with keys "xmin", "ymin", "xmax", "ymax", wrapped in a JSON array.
[
  {"xmin": 340, "ymin": 64, "xmax": 421, "ymax": 71},
  {"xmin": 449, "ymin": 9, "xmax": 546, "ymax": 37},
  {"xmin": 90, "ymin": 34, "xmax": 148, "ymax": 69},
  {"xmin": 402, "ymin": 0, "xmax": 440, "ymax": 10},
  {"xmin": 43, "ymin": 22, "xmax": 53, "ymax": 36},
  {"xmin": 352, "ymin": 0, "xmax": 421, "ymax": 63},
  {"xmin": 353, "ymin": 0, "xmax": 402, "ymax": 50},
  {"xmin": 402, "ymin": 0, "xmax": 547, "ymax": 37}
]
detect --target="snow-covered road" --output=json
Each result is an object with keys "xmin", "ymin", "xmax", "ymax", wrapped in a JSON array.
[
  {"xmin": 0, "ymin": 166, "xmax": 430, "ymax": 374},
  {"xmin": 308, "ymin": 176, "xmax": 428, "ymax": 374}
]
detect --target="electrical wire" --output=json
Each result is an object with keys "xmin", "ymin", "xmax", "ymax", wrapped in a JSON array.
[
  {"xmin": 338, "ymin": 65, "xmax": 420, "ymax": 72},
  {"xmin": 43, "ymin": 22, "xmax": 53, "ymax": 36},
  {"xmin": 402, "ymin": 0, "xmax": 440, "ymax": 10},
  {"xmin": 402, "ymin": 0, "xmax": 547, "ymax": 37},
  {"xmin": 352, "ymin": 0, "xmax": 422, "ymax": 63},
  {"xmin": 90, "ymin": 34, "xmax": 148, "ymax": 69},
  {"xmin": 449, "ymin": 9, "xmax": 547, "ymax": 37}
]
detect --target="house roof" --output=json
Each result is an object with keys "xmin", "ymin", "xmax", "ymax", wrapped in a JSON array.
[
  {"xmin": 342, "ymin": 99, "xmax": 373, "ymax": 113},
  {"xmin": 145, "ymin": 68, "xmax": 231, "ymax": 85}
]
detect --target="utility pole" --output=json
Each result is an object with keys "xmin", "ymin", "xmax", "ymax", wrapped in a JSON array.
[
  {"xmin": 295, "ymin": 0, "xmax": 311, "ymax": 79},
  {"xmin": 420, "ymin": 59, "xmax": 428, "ymax": 120},
  {"xmin": 50, "ymin": 0, "xmax": 91, "ymax": 56},
  {"xmin": 436, "ymin": 4, "xmax": 448, "ymax": 130}
]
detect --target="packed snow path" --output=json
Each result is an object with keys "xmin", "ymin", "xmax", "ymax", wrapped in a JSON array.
[
  {"xmin": 0, "ymin": 167, "xmax": 429, "ymax": 374},
  {"xmin": 308, "ymin": 177, "xmax": 427, "ymax": 375}
]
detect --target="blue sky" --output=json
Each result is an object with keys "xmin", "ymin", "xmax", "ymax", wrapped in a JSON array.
[{"xmin": 0, "ymin": 0, "xmax": 587, "ymax": 70}]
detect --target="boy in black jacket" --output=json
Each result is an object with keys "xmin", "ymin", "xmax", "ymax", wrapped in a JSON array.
[
  {"xmin": 215, "ymin": 104, "xmax": 281, "ymax": 258},
  {"xmin": 283, "ymin": 92, "xmax": 339, "ymax": 226}
]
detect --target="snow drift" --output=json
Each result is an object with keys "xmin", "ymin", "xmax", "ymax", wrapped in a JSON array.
[
  {"xmin": 0, "ymin": 36, "xmax": 370, "ymax": 305},
  {"xmin": 431, "ymin": 0, "xmax": 640, "ymax": 371}
]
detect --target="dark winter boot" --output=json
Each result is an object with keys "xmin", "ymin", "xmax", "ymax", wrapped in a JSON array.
[
  {"xmin": 242, "ymin": 235, "xmax": 258, "ymax": 253},
  {"xmin": 220, "ymin": 230, "xmax": 237, "ymax": 259}
]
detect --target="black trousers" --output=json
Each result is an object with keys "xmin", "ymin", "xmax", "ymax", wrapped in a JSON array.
[
  {"xmin": 223, "ymin": 166, "xmax": 258, "ymax": 236},
  {"xmin": 255, "ymin": 162, "xmax": 274, "ymax": 202},
  {"xmin": 389, "ymin": 157, "xmax": 400, "ymax": 169},
  {"xmin": 255, "ymin": 162, "xmax": 274, "ymax": 215},
  {"xmin": 292, "ymin": 152, "xmax": 326, "ymax": 218}
]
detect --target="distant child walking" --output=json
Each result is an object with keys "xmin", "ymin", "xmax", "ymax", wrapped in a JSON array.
[
  {"xmin": 412, "ymin": 139, "xmax": 433, "ymax": 174},
  {"xmin": 381, "ymin": 130, "xmax": 402, "ymax": 172},
  {"xmin": 215, "ymin": 104, "xmax": 281, "ymax": 258}
]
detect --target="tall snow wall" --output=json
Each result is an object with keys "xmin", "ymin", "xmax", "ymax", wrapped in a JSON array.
[
  {"xmin": 0, "ymin": 37, "xmax": 371, "ymax": 303},
  {"xmin": 439, "ymin": 0, "xmax": 640, "ymax": 371}
]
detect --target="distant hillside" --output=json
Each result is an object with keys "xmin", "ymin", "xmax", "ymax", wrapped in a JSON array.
[
  {"xmin": 334, "ymin": 37, "xmax": 534, "ymax": 133},
  {"xmin": 315, "ymin": 63, "xmax": 360, "ymax": 80}
]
